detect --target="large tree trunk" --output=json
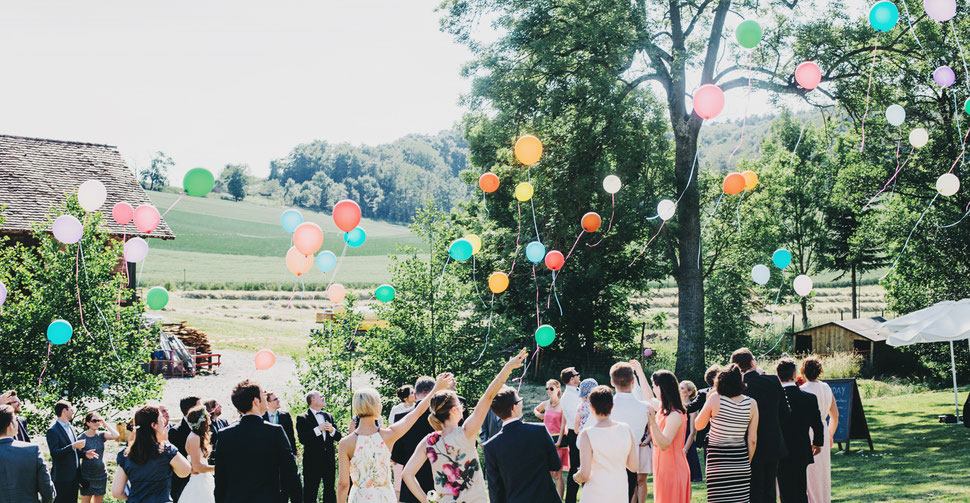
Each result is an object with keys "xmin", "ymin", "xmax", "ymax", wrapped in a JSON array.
[{"xmin": 674, "ymin": 128, "xmax": 705, "ymax": 381}]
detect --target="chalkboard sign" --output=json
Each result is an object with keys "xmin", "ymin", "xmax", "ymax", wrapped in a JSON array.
[{"xmin": 823, "ymin": 378, "xmax": 873, "ymax": 451}]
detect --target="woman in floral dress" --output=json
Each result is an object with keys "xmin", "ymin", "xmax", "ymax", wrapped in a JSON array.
[{"xmin": 402, "ymin": 349, "xmax": 528, "ymax": 503}]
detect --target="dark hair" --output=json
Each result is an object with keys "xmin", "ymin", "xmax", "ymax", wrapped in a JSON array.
[
  {"xmin": 185, "ymin": 405, "xmax": 211, "ymax": 458},
  {"xmin": 5, "ymin": 390, "xmax": 17, "ymax": 399},
  {"xmin": 231, "ymin": 380, "xmax": 262, "ymax": 414},
  {"xmin": 0, "ymin": 404, "xmax": 14, "ymax": 432},
  {"xmin": 801, "ymin": 357, "xmax": 823, "ymax": 381},
  {"xmin": 397, "ymin": 385, "xmax": 414, "ymax": 403},
  {"xmin": 490, "ymin": 386, "xmax": 519, "ymax": 420},
  {"xmin": 560, "ymin": 367, "xmax": 579, "ymax": 384},
  {"xmin": 609, "ymin": 362, "xmax": 635, "ymax": 389},
  {"xmin": 414, "ymin": 376, "xmax": 435, "ymax": 397},
  {"xmin": 53, "ymin": 400, "xmax": 71, "ymax": 418},
  {"xmin": 731, "ymin": 348, "xmax": 755, "ymax": 372},
  {"xmin": 704, "ymin": 365, "xmax": 720, "ymax": 387},
  {"xmin": 715, "ymin": 364, "xmax": 745, "ymax": 397},
  {"xmin": 179, "ymin": 396, "xmax": 201, "ymax": 416},
  {"xmin": 651, "ymin": 370, "xmax": 685, "ymax": 415},
  {"xmin": 776, "ymin": 358, "xmax": 797, "ymax": 382},
  {"xmin": 83, "ymin": 412, "xmax": 101, "ymax": 425},
  {"xmin": 588, "ymin": 385, "xmax": 614, "ymax": 416},
  {"xmin": 428, "ymin": 390, "xmax": 459, "ymax": 431},
  {"xmin": 203, "ymin": 399, "xmax": 219, "ymax": 414},
  {"xmin": 128, "ymin": 406, "xmax": 162, "ymax": 465}
]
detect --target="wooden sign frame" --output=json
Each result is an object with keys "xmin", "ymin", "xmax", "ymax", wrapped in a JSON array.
[{"xmin": 823, "ymin": 378, "xmax": 874, "ymax": 452}]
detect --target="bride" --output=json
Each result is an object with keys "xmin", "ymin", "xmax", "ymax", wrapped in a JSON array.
[{"xmin": 179, "ymin": 405, "xmax": 215, "ymax": 503}]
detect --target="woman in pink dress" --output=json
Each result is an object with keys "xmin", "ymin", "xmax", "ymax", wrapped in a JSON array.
[
  {"xmin": 646, "ymin": 370, "xmax": 691, "ymax": 503},
  {"xmin": 534, "ymin": 379, "xmax": 569, "ymax": 496},
  {"xmin": 800, "ymin": 357, "xmax": 838, "ymax": 503}
]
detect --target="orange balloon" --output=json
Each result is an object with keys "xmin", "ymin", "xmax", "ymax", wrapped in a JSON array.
[
  {"xmin": 581, "ymin": 212, "xmax": 602, "ymax": 232},
  {"xmin": 285, "ymin": 246, "xmax": 313, "ymax": 276},
  {"xmin": 514, "ymin": 135, "xmax": 543, "ymax": 166},
  {"xmin": 293, "ymin": 222, "xmax": 324, "ymax": 255},
  {"xmin": 722, "ymin": 172, "xmax": 746, "ymax": 195},
  {"xmin": 488, "ymin": 272, "xmax": 509, "ymax": 294},
  {"xmin": 742, "ymin": 171, "xmax": 759, "ymax": 191},
  {"xmin": 479, "ymin": 172, "xmax": 500, "ymax": 193}
]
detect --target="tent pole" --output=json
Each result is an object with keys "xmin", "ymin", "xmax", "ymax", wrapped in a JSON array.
[{"xmin": 951, "ymin": 341, "xmax": 960, "ymax": 419}]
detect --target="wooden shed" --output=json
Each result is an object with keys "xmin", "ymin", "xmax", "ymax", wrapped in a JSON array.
[{"xmin": 792, "ymin": 317, "xmax": 891, "ymax": 362}]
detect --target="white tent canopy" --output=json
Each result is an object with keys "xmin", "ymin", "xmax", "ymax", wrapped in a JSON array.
[{"xmin": 883, "ymin": 299, "xmax": 970, "ymax": 419}]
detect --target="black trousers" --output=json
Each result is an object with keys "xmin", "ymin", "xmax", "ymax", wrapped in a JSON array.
[
  {"xmin": 750, "ymin": 458, "xmax": 779, "ymax": 503},
  {"xmin": 627, "ymin": 470, "xmax": 638, "ymax": 501},
  {"xmin": 564, "ymin": 430, "xmax": 581, "ymax": 503},
  {"xmin": 303, "ymin": 462, "xmax": 336, "ymax": 503},
  {"xmin": 53, "ymin": 478, "xmax": 79, "ymax": 503},
  {"xmin": 777, "ymin": 459, "xmax": 809, "ymax": 503}
]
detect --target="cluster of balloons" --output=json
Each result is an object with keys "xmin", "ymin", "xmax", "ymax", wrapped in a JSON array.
[
  {"xmin": 145, "ymin": 286, "xmax": 169, "ymax": 310},
  {"xmin": 282, "ymin": 199, "xmax": 364, "ymax": 279},
  {"xmin": 722, "ymin": 170, "xmax": 758, "ymax": 195},
  {"xmin": 750, "ymin": 249, "xmax": 814, "ymax": 297}
]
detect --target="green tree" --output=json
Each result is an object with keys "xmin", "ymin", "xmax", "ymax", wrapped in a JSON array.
[
  {"xmin": 140, "ymin": 152, "xmax": 172, "ymax": 191},
  {"xmin": 220, "ymin": 164, "xmax": 250, "ymax": 202}
]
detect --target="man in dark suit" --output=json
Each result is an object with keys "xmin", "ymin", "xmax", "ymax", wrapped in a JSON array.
[
  {"xmin": 169, "ymin": 396, "xmax": 200, "ymax": 502},
  {"xmin": 214, "ymin": 379, "xmax": 302, "ymax": 503},
  {"xmin": 2, "ymin": 391, "xmax": 31, "ymax": 443},
  {"xmin": 296, "ymin": 390, "xmax": 341, "ymax": 503},
  {"xmin": 46, "ymin": 400, "xmax": 84, "ymax": 503},
  {"xmin": 483, "ymin": 386, "xmax": 561, "ymax": 503},
  {"xmin": 0, "ymin": 404, "xmax": 55, "ymax": 503},
  {"xmin": 776, "ymin": 358, "xmax": 824, "ymax": 503},
  {"xmin": 264, "ymin": 391, "xmax": 298, "ymax": 503},
  {"xmin": 390, "ymin": 376, "xmax": 436, "ymax": 503},
  {"xmin": 732, "ymin": 348, "xmax": 791, "ymax": 503}
]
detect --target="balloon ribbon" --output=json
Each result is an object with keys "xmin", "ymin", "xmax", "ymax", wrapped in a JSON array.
[
  {"xmin": 859, "ymin": 34, "xmax": 880, "ymax": 153},
  {"xmin": 881, "ymin": 193, "xmax": 940, "ymax": 280},
  {"xmin": 509, "ymin": 202, "xmax": 522, "ymax": 275},
  {"xmin": 863, "ymin": 144, "xmax": 914, "ymax": 211},
  {"xmin": 630, "ymin": 221, "xmax": 666, "ymax": 267},
  {"xmin": 587, "ymin": 193, "xmax": 614, "ymax": 247},
  {"xmin": 472, "ymin": 294, "xmax": 495, "ymax": 364}
]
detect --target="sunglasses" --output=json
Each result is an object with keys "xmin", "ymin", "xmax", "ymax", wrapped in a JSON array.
[{"xmin": 546, "ymin": 387, "xmax": 557, "ymax": 391}]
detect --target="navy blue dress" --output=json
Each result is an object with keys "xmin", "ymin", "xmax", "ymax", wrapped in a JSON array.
[{"xmin": 116, "ymin": 444, "xmax": 179, "ymax": 503}]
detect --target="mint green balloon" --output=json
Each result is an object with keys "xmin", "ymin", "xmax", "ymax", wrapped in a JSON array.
[
  {"xmin": 535, "ymin": 324, "xmax": 556, "ymax": 348},
  {"xmin": 146, "ymin": 286, "xmax": 169, "ymax": 310},
  {"xmin": 183, "ymin": 168, "xmax": 215, "ymax": 197},
  {"xmin": 736, "ymin": 20, "xmax": 763, "ymax": 49},
  {"xmin": 964, "ymin": 97, "xmax": 970, "ymax": 115},
  {"xmin": 375, "ymin": 284, "xmax": 396, "ymax": 303}
]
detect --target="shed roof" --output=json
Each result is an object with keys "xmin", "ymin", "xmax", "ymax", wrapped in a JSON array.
[{"xmin": 793, "ymin": 316, "xmax": 891, "ymax": 342}]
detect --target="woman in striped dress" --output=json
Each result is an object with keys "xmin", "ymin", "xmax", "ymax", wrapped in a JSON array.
[{"xmin": 695, "ymin": 364, "xmax": 759, "ymax": 503}]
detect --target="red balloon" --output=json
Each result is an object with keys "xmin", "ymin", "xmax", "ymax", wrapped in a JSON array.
[
  {"xmin": 479, "ymin": 173, "xmax": 500, "ymax": 193},
  {"xmin": 581, "ymin": 212, "xmax": 602, "ymax": 233},
  {"xmin": 333, "ymin": 200, "xmax": 362, "ymax": 232},
  {"xmin": 544, "ymin": 250, "xmax": 565, "ymax": 271}
]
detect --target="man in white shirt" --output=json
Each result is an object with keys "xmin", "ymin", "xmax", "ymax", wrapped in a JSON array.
[
  {"xmin": 559, "ymin": 367, "xmax": 582, "ymax": 503},
  {"xmin": 610, "ymin": 361, "xmax": 652, "ymax": 503}
]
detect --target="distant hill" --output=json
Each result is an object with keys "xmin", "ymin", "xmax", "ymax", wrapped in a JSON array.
[{"xmin": 698, "ymin": 109, "xmax": 821, "ymax": 170}]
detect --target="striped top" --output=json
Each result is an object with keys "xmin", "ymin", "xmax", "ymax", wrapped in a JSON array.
[{"xmin": 707, "ymin": 395, "xmax": 751, "ymax": 447}]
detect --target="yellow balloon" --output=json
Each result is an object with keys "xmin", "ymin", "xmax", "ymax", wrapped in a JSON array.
[
  {"xmin": 742, "ymin": 170, "xmax": 759, "ymax": 191},
  {"xmin": 465, "ymin": 234, "xmax": 482, "ymax": 255},
  {"xmin": 514, "ymin": 182, "xmax": 534, "ymax": 202},
  {"xmin": 514, "ymin": 135, "xmax": 543, "ymax": 166}
]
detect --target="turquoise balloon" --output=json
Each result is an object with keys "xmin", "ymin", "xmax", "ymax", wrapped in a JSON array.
[
  {"xmin": 535, "ymin": 324, "xmax": 556, "ymax": 347},
  {"xmin": 316, "ymin": 250, "xmax": 337, "ymax": 272},
  {"xmin": 772, "ymin": 249, "xmax": 792, "ymax": 269},
  {"xmin": 869, "ymin": 1, "xmax": 899, "ymax": 32},
  {"xmin": 344, "ymin": 227, "xmax": 367, "ymax": 248},
  {"xmin": 47, "ymin": 319, "xmax": 73, "ymax": 345},
  {"xmin": 964, "ymin": 97, "xmax": 970, "ymax": 115},
  {"xmin": 375, "ymin": 284, "xmax": 396, "ymax": 303},
  {"xmin": 281, "ymin": 209, "xmax": 303, "ymax": 233},
  {"xmin": 525, "ymin": 241, "xmax": 546, "ymax": 263},
  {"xmin": 449, "ymin": 239, "xmax": 473, "ymax": 261}
]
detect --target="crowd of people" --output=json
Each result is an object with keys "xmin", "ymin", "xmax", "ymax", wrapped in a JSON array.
[{"xmin": 0, "ymin": 347, "xmax": 839, "ymax": 503}]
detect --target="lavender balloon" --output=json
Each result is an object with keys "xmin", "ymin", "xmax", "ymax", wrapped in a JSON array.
[
  {"xmin": 0, "ymin": 281, "xmax": 6, "ymax": 307},
  {"xmin": 924, "ymin": 0, "xmax": 956, "ymax": 22},
  {"xmin": 934, "ymin": 66, "xmax": 956, "ymax": 87},
  {"xmin": 52, "ymin": 215, "xmax": 83, "ymax": 244}
]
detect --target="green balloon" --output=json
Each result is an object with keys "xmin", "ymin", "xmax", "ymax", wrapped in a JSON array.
[
  {"xmin": 736, "ymin": 20, "xmax": 762, "ymax": 49},
  {"xmin": 535, "ymin": 324, "xmax": 556, "ymax": 348},
  {"xmin": 183, "ymin": 168, "xmax": 215, "ymax": 197},
  {"xmin": 375, "ymin": 284, "xmax": 396, "ymax": 303},
  {"xmin": 964, "ymin": 97, "xmax": 970, "ymax": 115},
  {"xmin": 146, "ymin": 286, "xmax": 169, "ymax": 310}
]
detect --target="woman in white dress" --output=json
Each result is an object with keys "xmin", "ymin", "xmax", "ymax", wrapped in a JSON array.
[
  {"xmin": 179, "ymin": 405, "xmax": 215, "ymax": 503},
  {"xmin": 573, "ymin": 385, "xmax": 638, "ymax": 503},
  {"xmin": 800, "ymin": 357, "xmax": 838, "ymax": 503}
]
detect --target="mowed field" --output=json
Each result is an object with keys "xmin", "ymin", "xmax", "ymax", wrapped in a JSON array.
[{"xmin": 140, "ymin": 192, "xmax": 424, "ymax": 287}]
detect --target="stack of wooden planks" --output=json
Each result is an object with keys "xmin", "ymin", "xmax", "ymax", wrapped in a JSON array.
[{"xmin": 162, "ymin": 322, "xmax": 212, "ymax": 355}]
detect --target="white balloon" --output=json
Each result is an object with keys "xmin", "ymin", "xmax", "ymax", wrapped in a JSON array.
[
  {"xmin": 124, "ymin": 237, "xmax": 149, "ymax": 263},
  {"xmin": 936, "ymin": 173, "xmax": 960, "ymax": 196},
  {"xmin": 909, "ymin": 128, "xmax": 929, "ymax": 148},
  {"xmin": 751, "ymin": 264, "xmax": 770, "ymax": 285},
  {"xmin": 793, "ymin": 274, "xmax": 814, "ymax": 297},
  {"xmin": 885, "ymin": 105, "xmax": 905, "ymax": 127},
  {"xmin": 657, "ymin": 199, "xmax": 676, "ymax": 221},
  {"xmin": 603, "ymin": 175, "xmax": 622, "ymax": 194},
  {"xmin": 77, "ymin": 180, "xmax": 107, "ymax": 212},
  {"xmin": 52, "ymin": 215, "xmax": 83, "ymax": 244}
]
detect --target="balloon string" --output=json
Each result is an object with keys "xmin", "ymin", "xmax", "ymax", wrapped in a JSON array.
[
  {"xmin": 588, "ymin": 193, "xmax": 615, "ymax": 247},
  {"xmin": 37, "ymin": 342, "xmax": 52, "ymax": 390},
  {"xmin": 953, "ymin": 92, "xmax": 966, "ymax": 171},
  {"xmin": 117, "ymin": 229, "xmax": 128, "ymax": 319},
  {"xmin": 550, "ymin": 270, "xmax": 563, "ymax": 316},
  {"xmin": 676, "ymin": 150, "xmax": 700, "ymax": 206},
  {"xmin": 763, "ymin": 269, "xmax": 786, "ymax": 344},
  {"xmin": 863, "ymin": 145, "xmax": 915, "ymax": 211},
  {"xmin": 285, "ymin": 280, "xmax": 298, "ymax": 310},
  {"xmin": 532, "ymin": 264, "xmax": 540, "ymax": 329},
  {"xmin": 471, "ymin": 255, "xmax": 488, "ymax": 308},
  {"xmin": 75, "ymin": 245, "xmax": 95, "ymax": 341},
  {"xmin": 472, "ymin": 294, "xmax": 495, "ymax": 364},
  {"xmin": 529, "ymin": 197, "xmax": 541, "ymax": 243},
  {"xmin": 938, "ymin": 206, "xmax": 970, "ymax": 228},
  {"xmin": 947, "ymin": 116, "xmax": 970, "ymax": 174},
  {"xmin": 160, "ymin": 192, "xmax": 184, "ymax": 218},
  {"xmin": 435, "ymin": 255, "xmax": 452, "ymax": 298},
  {"xmin": 950, "ymin": 20, "xmax": 970, "ymax": 94},
  {"xmin": 726, "ymin": 53, "xmax": 754, "ymax": 165},
  {"xmin": 514, "ymin": 346, "xmax": 541, "ymax": 394},
  {"xmin": 696, "ymin": 192, "xmax": 724, "ymax": 268},
  {"xmin": 629, "ymin": 220, "xmax": 666, "ymax": 267},
  {"xmin": 80, "ymin": 242, "xmax": 123, "ymax": 362},
  {"xmin": 881, "ymin": 192, "xmax": 940, "ymax": 280},
  {"xmin": 789, "ymin": 120, "xmax": 807, "ymax": 166},
  {"xmin": 900, "ymin": 0, "xmax": 927, "ymax": 53},
  {"xmin": 734, "ymin": 189, "xmax": 747, "ymax": 235},
  {"xmin": 564, "ymin": 230, "xmax": 585, "ymax": 261},
  {"xmin": 482, "ymin": 190, "xmax": 489, "ymax": 220},
  {"xmin": 325, "ymin": 243, "xmax": 349, "ymax": 290},
  {"xmin": 859, "ymin": 34, "xmax": 879, "ymax": 153},
  {"xmin": 509, "ymin": 202, "xmax": 522, "ymax": 275}
]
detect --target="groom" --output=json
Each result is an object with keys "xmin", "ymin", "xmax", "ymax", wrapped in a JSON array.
[{"xmin": 214, "ymin": 380, "xmax": 303, "ymax": 503}]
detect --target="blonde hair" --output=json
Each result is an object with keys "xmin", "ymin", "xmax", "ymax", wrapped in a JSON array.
[
  {"xmin": 545, "ymin": 379, "xmax": 561, "ymax": 397},
  {"xmin": 428, "ymin": 390, "xmax": 459, "ymax": 431},
  {"xmin": 352, "ymin": 388, "xmax": 382, "ymax": 417},
  {"xmin": 681, "ymin": 380, "xmax": 698, "ymax": 400}
]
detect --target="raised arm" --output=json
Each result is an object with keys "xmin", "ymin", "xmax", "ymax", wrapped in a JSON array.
[
  {"xmin": 170, "ymin": 450, "xmax": 192, "ymax": 478},
  {"xmin": 747, "ymin": 399, "xmax": 760, "ymax": 464},
  {"xmin": 463, "ymin": 348, "xmax": 529, "ymax": 441},
  {"xmin": 647, "ymin": 409, "xmax": 683, "ymax": 451},
  {"xmin": 402, "ymin": 440, "xmax": 431, "ymax": 503},
  {"xmin": 103, "ymin": 422, "xmax": 120, "ymax": 441},
  {"xmin": 629, "ymin": 359, "xmax": 655, "ymax": 400},
  {"xmin": 386, "ymin": 373, "xmax": 454, "ymax": 443}
]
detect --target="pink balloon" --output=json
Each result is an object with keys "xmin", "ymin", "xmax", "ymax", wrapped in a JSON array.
[
  {"xmin": 925, "ymin": 0, "xmax": 956, "ymax": 22},
  {"xmin": 293, "ymin": 222, "xmax": 324, "ymax": 255},
  {"xmin": 133, "ymin": 205, "xmax": 160, "ymax": 233},
  {"xmin": 112, "ymin": 203, "xmax": 134, "ymax": 226},
  {"xmin": 254, "ymin": 349, "xmax": 276, "ymax": 370},
  {"xmin": 52, "ymin": 215, "xmax": 83, "ymax": 244},
  {"xmin": 643, "ymin": 348, "xmax": 653, "ymax": 357},
  {"xmin": 333, "ymin": 200, "xmax": 362, "ymax": 233},
  {"xmin": 328, "ymin": 283, "xmax": 346, "ymax": 303},
  {"xmin": 284, "ymin": 246, "xmax": 313, "ymax": 276},
  {"xmin": 795, "ymin": 61, "xmax": 822, "ymax": 91},
  {"xmin": 693, "ymin": 84, "xmax": 725, "ymax": 119}
]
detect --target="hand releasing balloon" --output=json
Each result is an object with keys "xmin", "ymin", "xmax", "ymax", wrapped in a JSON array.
[
  {"xmin": 751, "ymin": 264, "xmax": 770, "ymax": 285},
  {"xmin": 735, "ymin": 20, "xmax": 762, "ymax": 49},
  {"xmin": 795, "ymin": 62, "xmax": 822, "ymax": 90},
  {"xmin": 885, "ymin": 105, "xmax": 905, "ymax": 127},
  {"xmin": 772, "ymin": 249, "xmax": 792, "ymax": 269},
  {"xmin": 514, "ymin": 182, "xmax": 534, "ymax": 202},
  {"xmin": 657, "ymin": 200, "xmax": 676, "ymax": 221},
  {"xmin": 544, "ymin": 250, "xmax": 564, "ymax": 271},
  {"xmin": 723, "ymin": 173, "xmax": 746, "ymax": 195},
  {"xmin": 133, "ymin": 205, "xmax": 160, "ymax": 233},
  {"xmin": 47, "ymin": 320, "xmax": 73, "ymax": 345},
  {"xmin": 112, "ymin": 203, "xmax": 134, "ymax": 226},
  {"xmin": 488, "ymin": 272, "xmax": 509, "ymax": 294},
  {"xmin": 535, "ymin": 325, "xmax": 556, "ymax": 347},
  {"xmin": 582, "ymin": 212, "xmax": 602, "ymax": 232},
  {"xmin": 293, "ymin": 223, "xmax": 324, "ymax": 255},
  {"xmin": 525, "ymin": 241, "xmax": 546, "ymax": 263},
  {"xmin": 603, "ymin": 175, "xmax": 622, "ymax": 194},
  {"xmin": 78, "ymin": 180, "xmax": 107, "ymax": 212},
  {"xmin": 937, "ymin": 173, "xmax": 960, "ymax": 196},
  {"xmin": 124, "ymin": 237, "xmax": 149, "ymax": 263},
  {"xmin": 449, "ymin": 239, "xmax": 473, "ymax": 261},
  {"xmin": 693, "ymin": 85, "xmax": 725, "ymax": 120},
  {"xmin": 183, "ymin": 168, "xmax": 215, "ymax": 197},
  {"xmin": 53, "ymin": 215, "xmax": 83, "ymax": 244},
  {"xmin": 285, "ymin": 247, "xmax": 313, "ymax": 276},
  {"xmin": 869, "ymin": 1, "xmax": 899, "ymax": 32},
  {"xmin": 479, "ymin": 173, "xmax": 500, "ymax": 193},
  {"xmin": 281, "ymin": 209, "xmax": 303, "ymax": 233},
  {"xmin": 515, "ymin": 135, "xmax": 543, "ymax": 166},
  {"xmin": 254, "ymin": 349, "xmax": 276, "ymax": 370},
  {"xmin": 316, "ymin": 250, "xmax": 337, "ymax": 272},
  {"xmin": 333, "ymin": 200, "xmax": 362, "ymax": 232},
  {"xmin": 793, "ymin": 275, "xmax": 814, "ymax": 297},
  {"xmin": 375, "ymin": 284, "xmax": 396, "ymax": 302}
]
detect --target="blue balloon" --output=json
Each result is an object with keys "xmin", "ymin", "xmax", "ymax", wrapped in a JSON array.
[
  {"xmin": 344, "ymin": 227, "xmax": 367, "ymax": 248},
  {"xmin": 47, "ymin": 319, "xmax": 73, "ymax": 345},
  {"xmin": 525, "ymin": 241, "xmax": 546, "ymax": 263},
  {"xmin": 449, "ymin": 239, "xmax": 474, "ymax": 261},
  {"xmin": 316, "ymin": 250, "xmax": 337, "ymax": 272},
  {"xmin": 280, "ymin": 209, "xmax": 303, "ymax": 233},
  {"xmin": 869, "ymin": 1, "xmax": 899, "ymax": 32},
  {"xmin": 772, "ymin": 249, "xmax": 792, "ymax": 269}
]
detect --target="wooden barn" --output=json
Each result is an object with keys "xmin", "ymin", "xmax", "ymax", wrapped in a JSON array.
[{"xmin": 792, "ymin": 316, "xmax": 891, "ymax": 362}]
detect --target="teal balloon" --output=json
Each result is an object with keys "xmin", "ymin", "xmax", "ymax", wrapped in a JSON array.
[
  {"xmin": 449, "ymin": 239, "xmax": 473, "ymax": 261},
  {"xmin": 145, "ymin": 286, "xmax": 169, "ymax": 310},
  {"xmin": 316, "ymin": 250, "xmax": 337, "ymax": 272},
  {"xmin": 47, "ymin": 320, "xmax": 73, "ymax": 345},
  {"xmin": 281, "ymin": 210, "xmax": 303, "ymax": 233},
  {"xmin": 183, "ymin": 168, "xmax": 215, "ymax": 197},
  {"xmin": 772, "ymin": 249, "xmax": 792, "ymax": 269},
  {"xmin": 964, "ymin": 97, "xmax": 970, "ymax": 115},
  {"xmin": 735, "ymin": 20, "xmax": 762, "ymax": 48},
  {"xmin": 375, "ymin": 284, "xmax": 396, "ymax": 303},
  {"xmin": 535, "ymin": 324, "xmax": 556, "ymax": 347},
  {"xmin": 869, "ymin": 1, "xmax": 899, "ymax": 32},
  {"xmin": 344, "ymin": 227, "xmax": 367, "ymax": 248},
  {"xmin": 525, "ymin": 241, "xmax": 546, "ymax": 263}
]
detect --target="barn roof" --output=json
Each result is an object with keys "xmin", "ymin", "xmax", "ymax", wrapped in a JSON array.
[
  {"xmin": 0, "ymin": 134, "xmax": 174, "ymax": 239},
  {"xmin": 793, "ymin": 316, "xmax": 891, "ymax": 342}
]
